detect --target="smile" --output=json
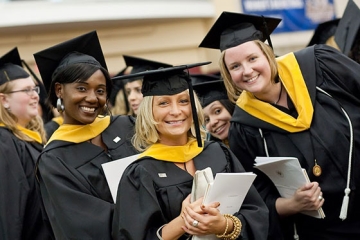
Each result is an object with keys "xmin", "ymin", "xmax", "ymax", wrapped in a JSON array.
[
  {"xmin": 244, "ymin": 75, "xmax": 258, "ymax": 83},
  {"xmin": 214, "ymin": 125, "xmax": 225, "ymax": 133},
  {"xmin": 81, "ymin": 106, "xmax": 96, "ymax": 113},
  {"xmin": 165, "ymin": 120, "xmax": 185, "ymax": 124}
]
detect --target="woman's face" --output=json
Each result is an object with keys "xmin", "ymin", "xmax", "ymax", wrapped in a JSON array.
[
  {"xmin": 224, "ymin": 41, "xmax": 272, "ymax": 95},
  {"xmin": 2, "ymin": 77, "xmax": 40, "ymax": 127},
  {"xmin": 152, "ymin": 90, "xmax": 192, "ymax": 146},
  {"xmin": 125, "ymin": 80, "xmax": 143, "ymax": 116},
  {"xmin": 56, "ymin": 69, "xmax": 107, "ymax": 125},
  {"xmin": 203, "ymin": 100, "xmax": 231, "ymax": 140}
]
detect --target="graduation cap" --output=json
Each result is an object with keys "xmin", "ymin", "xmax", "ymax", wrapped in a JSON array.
[
  {"xmin": 124, "ymin": 55, "xmax": 172, "ymax": 75},
  {"xmin": 199, "ymin": 11, "xmax": 281, "ymax": 51},
  {"xmin": 0, "ymin": 47, "xmax": 30, "ymax": 86},
  {"xmin": 114, "ymin": 61, "xmax": 211, "ymax": 147},
  {"xmin": 334, "ymin": 0, "xmax": 360, "ymax": 55},
  {"xmin": 307, "ymin": 18, "xmax": 340, "ymax": 47},
  {"xmin": 33, "ymin": 31, "xmax": 108, "ymax": 94},
  {"xmin": 21, "ymin": 59, "xmax": 54, "ymax": 123},
  {"xmin": 191, "ymin": 74, "xmax": 228, "ymax": 108}
]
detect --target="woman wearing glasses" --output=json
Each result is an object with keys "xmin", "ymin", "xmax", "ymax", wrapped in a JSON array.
[{"xmin": 0, "ymin": 48, "xmax": 53, "ymax": 239}]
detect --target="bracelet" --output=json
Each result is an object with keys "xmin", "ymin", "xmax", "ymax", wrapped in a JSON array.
[
  {"xmin": 156, "ymin": 224, "xmax": 166, "ymax": 240},
  {"xmin": 218, "ymin": 214, "xmax": 242, "ymax": 240},
  {"xmin": 216, "ymin": 215, "xmax": 229, "ymax": 238}
]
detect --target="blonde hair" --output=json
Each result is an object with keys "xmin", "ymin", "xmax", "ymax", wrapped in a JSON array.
[
  {"xmin": 111, "ymin": 89, "xmax": 128, "ymax": 116},
  {"xmin": 132, "ymin": 90, "xmax": 206, "ymax": 151},
  {"xmin": 0, "ymin": 80, "xmax": 47, "ymax": 144},
  {"xmin": 219, "ymin": 40, "xmax": 278, "ymax": 103}
]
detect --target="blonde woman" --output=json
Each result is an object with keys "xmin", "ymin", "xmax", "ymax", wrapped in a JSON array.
[
  {"xmin": 112, "ymin": 64, "xmax": 268, "ymax": 240},
  {"xmin": 0, "ymin": 48, "xmax": 52, "ymax": 239}
]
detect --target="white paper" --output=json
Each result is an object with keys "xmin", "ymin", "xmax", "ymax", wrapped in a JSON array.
[
  {"xmin": 254, "ymin": 157, "xmax": 325, "ymax": 219},
  {"xmin": 202, "ymin": 172, "xmax": 256, "ymax": 214},
  {"xmin": 102, "ymin": 154, "xmax": 140, "ymax": 203},
  {"xmin": 193, "ymin": 172, "xmax": 256, "ymax": 240}
]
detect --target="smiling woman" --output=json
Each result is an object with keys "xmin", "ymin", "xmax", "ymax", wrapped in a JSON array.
[
  {"xmin": 199, "ymin": 11, "xmax": 360, "ymax": 240},
  {"xmin": 0, "ymin": 48, "xmax": 52, "ymax": 239},
  {"xmin": 33, "ymin": 31, "xmax": 138, "ymax": 240},
  {"xmin": 112, "ymin": 63, "xmax": 269, "ymax": 240}
]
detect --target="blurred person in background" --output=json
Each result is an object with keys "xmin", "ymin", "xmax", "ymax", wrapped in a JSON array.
[{"xmin": 0, "ymin": 47, "xmax": 53, "ymax": 240}]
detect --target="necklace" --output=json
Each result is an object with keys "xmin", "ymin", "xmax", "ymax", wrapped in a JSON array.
[
  {"xmin": 310, "ymin": 134, "xmax": 322, "ymax": 177},
  {"xmin": 184, "ymin": 162, "xmax": 188, "ymax": 173},
  {"xmin": 274, "ymin": 83, "xmax": 283, "ymax": 105},
  {"xmin": 254, "ymin": 83, "xmax": 282, "ymax": 105},
  {"xmin": 313, "ymin": 159, "xmax": 322, "ymax": 177}
]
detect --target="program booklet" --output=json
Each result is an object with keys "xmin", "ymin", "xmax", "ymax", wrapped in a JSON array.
[
  {"xmin": 191, "ymin": 168, "xmax": 256, "ymax": 240},
  {"xmin": 254, "ymin": 157, "xmax": 325, "ymax": 219},
  {"xmin": 102, "ymin": 154, "xmax": 140, "ymax": 203}
]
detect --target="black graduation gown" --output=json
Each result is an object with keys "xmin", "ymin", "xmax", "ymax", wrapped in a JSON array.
[
  {"xmin": 37, "ymin": 115, "xmax": 138, "ymax": 240},
  {"xmin": 112, "ymin": 141, "xmax": 269, "ymax": 240},
  {"xmin": 229, "ymin": 45, "xmax": 360, "ymax": 240},
  {"xmin": 0, "ymin": 127, "xmax": 53, "ymax": 240},
  {"xmin": 44, "ymin": 120, "xmax": 60, "ymax": 140}
]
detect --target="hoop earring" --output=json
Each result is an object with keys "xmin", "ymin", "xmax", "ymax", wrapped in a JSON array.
[
  {"xmin": 99, "ymin": 103, "xmax": 111, "ymax": 117},
  {"xmin": 56, "ymin": 98, "xmax": 65, "ymax": 113}
]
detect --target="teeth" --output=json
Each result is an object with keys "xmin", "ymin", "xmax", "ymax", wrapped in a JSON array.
[
  {"xmin": 167, "ymin": 120, "xmax": 183, "ymax": 124},
  {"xmin": 246, "ymin": 75, "xmax": 257, "ymax": 82},
  {"xmin": 81, "ymin": 106, "xmax": 95, "ymax": 113},
  {"xmin": 215, "ymin": 125, "xmax": 224, "ymax": 133}
]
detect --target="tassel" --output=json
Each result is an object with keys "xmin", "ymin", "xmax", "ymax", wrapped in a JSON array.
[{"xmin": 339, "ymin": 188, "xmax": 351, "ymax": 220}]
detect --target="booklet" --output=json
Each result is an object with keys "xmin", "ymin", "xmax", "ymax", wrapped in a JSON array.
[
  {"xmin": 254, "ymin": 156, "xmax": 325, "ymax": 219},
  {"xmin": 102, "ymin": 154, "xmax": 140, "ymax": 203},
  {"xmin": 191, "ymin": 168, "xmax": 256, "ymax": 240}
]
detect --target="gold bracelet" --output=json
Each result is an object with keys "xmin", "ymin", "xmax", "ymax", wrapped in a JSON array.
[
  {"xmin": 220, "ymin": 214, "xmax": 242, "ymax": 240},
  {"xmin": 215, "ymin": 215, "xmax": 229, "ymax": 238}
]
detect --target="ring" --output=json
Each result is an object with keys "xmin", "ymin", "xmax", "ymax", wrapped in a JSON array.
[
  {"xmin": 192, "ymin": 220, "xmax": 199, "ymax": 227},
  {"xmin": 318, "ymin": 195, "xmax": 323, "ymax": 201}
]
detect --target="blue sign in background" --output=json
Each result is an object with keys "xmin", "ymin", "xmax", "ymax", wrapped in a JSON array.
[{"xmin": 241, "ymin": 0, "xmax": 336, "ymax": 33}]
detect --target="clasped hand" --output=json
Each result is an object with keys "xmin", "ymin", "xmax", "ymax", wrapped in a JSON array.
[{"xmin": 180, "ymin": 195, "xmax": 227, "ymax": 236}]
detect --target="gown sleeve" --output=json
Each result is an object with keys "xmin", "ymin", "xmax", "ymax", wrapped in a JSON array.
[
  {"xmin": 112, "ymin": 162, "xmax": 166, "ymax": 240},
  {"xmin": 38, "ymin": 150, "xmax": 114, "ymax": 240},
  {"xmin": 0, "ymin": 131, "xmax": 52, "ymax": 240},
  {"xmin": 228, "ymin": 124, "xmax": 287, "ymax": 240},
  {"xmin": 314, "ymin": 44, "xmax": 360, "ymax": 99}
]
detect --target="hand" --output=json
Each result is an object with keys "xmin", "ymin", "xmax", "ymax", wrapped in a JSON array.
[
  {"xmin": 181, "ymin": 199, "xmax": 226, "ymax": 236},
  {"xmin": 291, "ymin": 182, "xmax": 324, "ymax": 212}
]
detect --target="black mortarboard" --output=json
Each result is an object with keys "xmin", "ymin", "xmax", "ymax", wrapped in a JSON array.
[
  {"xmin": 199, "ymin": 11, "xmax": 281, "ymax": 51},
  {"xmin": 124, "ymin": 55, "xmax": 172, "ymax": 75},
  {"xmin": 113, "ymin": 61, "xmax": 211, "ymax": 147},
  {"xmin": 0, "ymin": 47, "xmax": 29, "ymax": 86},
  {"xmin": 191, "ymin": 74, "xmax": 228, "ymax": 108},
  {"xmin": 34, "ymin": 31, "xmax": 107, "ymax": 94},
  {"xmin": 334, "ymin": 0, "xmax": 360, "ymax": 55},
  {"xmin": 307, "ymin": 18, "xmax": 340, "ymax": 47},
  {"xmin": 21, "ymin": 59, "xmax": 54, "ymax": 123},
  {"xmin": 109, "ymin": 66, "xmax": 128, "ymax": 108}
]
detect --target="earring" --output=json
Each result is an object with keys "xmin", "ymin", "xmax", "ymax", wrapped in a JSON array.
[
  {"xmin": 3, "ymin": 104, "xmax": 9, "ymax": 109},
  {"xmin": 56, "ymin": 98, "xmax": 65, "ymax": 113}
]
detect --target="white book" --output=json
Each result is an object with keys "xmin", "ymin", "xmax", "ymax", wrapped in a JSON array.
[
  {"xmin": 192, "ymin": 170, "xmax": 256, "ymax": 240},
  {"xmin": 102, "ymin": 154, "xmax": 140, "ymax": 203},
  {"xmin": 254, "ymin": 156, "xmax": 325, "ymax": 219}
]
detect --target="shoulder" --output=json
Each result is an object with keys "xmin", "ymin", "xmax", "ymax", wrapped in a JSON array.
[
  {"xmin": 111, "ymin": 115, "xmax": 136, "ymax": 126},
  {"xmin": 0, "ymin": 127, "xmax": 26, "ymax": 147}
]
